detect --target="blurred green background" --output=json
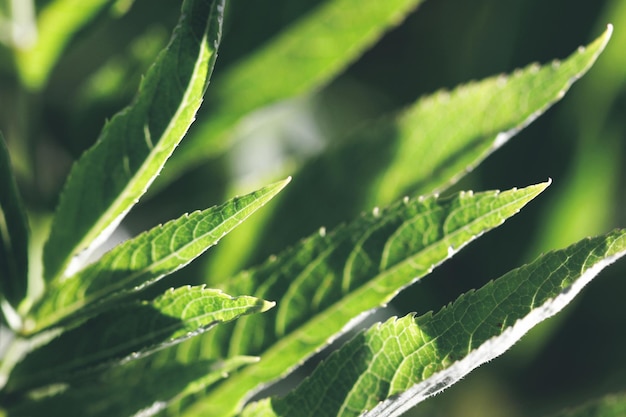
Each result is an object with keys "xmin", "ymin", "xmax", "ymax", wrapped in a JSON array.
[{"xmin": 1, "ymin": 0, "xmax": 625, "ymax": 416}]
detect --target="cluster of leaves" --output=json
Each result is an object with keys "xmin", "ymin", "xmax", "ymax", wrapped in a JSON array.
[{"xmin": 0, "ymin": 0, "xmax": 625, "ymax": 416}]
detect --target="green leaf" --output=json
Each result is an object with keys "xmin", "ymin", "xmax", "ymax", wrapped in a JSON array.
[
  {"xmin": 371, "ymin": 27, "xmax": 612, "ymax": 203},
  {"xmin": 528, "ymin": 14, "xmax": 626, "ymax": 255},
  {"xmin": 157, "ymin": 0, "xmax": 426, "ymax": 187},
  {"xmin": 25, "ymin": 178, "xmax": 290, "ymax": 334},
  {"xmin": 14, "ymin": 0, "xmax": 115, "ymax": 90},
  {"xmin": 0, "ymin": 132, "xmax": 29, "ymax": 314},
  {"xmin": 549, "ymin": 392, "xmax": 626, "ymax": 417},
  {"xmin": 180, "ymin": 182, "xmax": 549, "ymax": 416},
  {"xmin": 5, "ymin": 286, "xmax": 273, "ymax": 393},
  {"xmin": 42, "ymin": 0, "xmax": 225, "ymax": 283},
  {"xmin": 239, "ymin": 229, "xmax": 626, "ymax": 417},
  {"xmin": 6, "ymin": 356, "xmax": 257, "ymax": 417},
  {"xmin": 250, "ymin": 25, "xmax": 613, "ymax": 259}
]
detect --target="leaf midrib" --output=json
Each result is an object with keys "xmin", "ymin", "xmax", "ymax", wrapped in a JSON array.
[
  {"xmin": 48, "ymin": 15, "xmax": 213, "ymax": 284},
  {"xmin": 32, "ymin": 203, "xmax": 248, "ymax": 333},
  {"xmin": 196, "ymin": 188, "xmax": 542, "ymax": 415}
]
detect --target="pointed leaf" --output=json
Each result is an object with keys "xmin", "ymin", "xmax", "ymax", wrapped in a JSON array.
[
  {"xmin": 372, "ymin": 26, "xmax": 612, "ymax": 203},
  {"xmin": 526, "ymin": 12, "xmax": 626, "ymax": 255},
  {"xmin": 26, "ymin": 178, "xmax": 289, "ymax": 334},
  {"xmin": 181, "ymin": 182, "xmax": 549, "ymax": 416},
  {"xmin": 0, "ymin": 132, "xmax": 29, "ymax": 311},
  {"xmin": 42, "ymin": 0, "xmax": 225, "ymax": 282},
  {"xmin": 15, "ymin": 0, "xmax": 114, "ymax": 90},
  {"xmin": 250, "ymin": 26, "xmax": 613, "ymax": 259},
  {"xmin": 157, "ymin": 0, "xmax": 426, "ymax": 186},
  {"xmin": 240, "ymin": 229, "xmax": 626, "ymax": 417},
  {"xmin": 6, "ymin": 286, "xmax": 273, "ymax": 392},
  {"xmin": 6, "ymin": 356, "xmax": 257, "ymax": 417}
]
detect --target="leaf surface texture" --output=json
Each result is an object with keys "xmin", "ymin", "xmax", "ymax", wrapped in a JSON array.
[
  {"xmin": 7, "ymin": 286, "xmax": 273, "ymax": 392},
  {"xmin": 240, "ymin": 229, "xmax": 626, "ymax": 417},
  {"xmin": 27, "ymin": 178, "xmax": 289, "ymax": 334},
  {"xmin": 180, "ymin": 182, "xmax": 549, "ymax": 416},
  {"xmin": 42, "ymin": 0, "xmax": 225, "ymax": 282}
]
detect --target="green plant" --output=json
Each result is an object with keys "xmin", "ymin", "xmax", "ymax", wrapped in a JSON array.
[{"xmin": 0, "ymin": 0, "xmax": 625, "ymax": 416}]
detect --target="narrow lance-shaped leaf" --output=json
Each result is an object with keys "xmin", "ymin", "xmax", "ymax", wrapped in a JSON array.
[
  {"xmin": 5, "ymin": 286, "xmax": 273, "ymax": 393},
  {"xmin": 25, "ymin": 178, "xmax": 290, "ymax": 334},
  {"xmin": 247, "ymin": 25, "xmax": 613, "ymax": 263},
  {"xmin": 14, "ymin": 0, "xmax": 115, "ymax": 90},
  {"xmin": 0, "ymin": 132, "xmax": 29, "ymax": 313},
  {"xmin": 528, "ymin": 11, "xmax": 626, "ymax": 256},
  {"xmin": 180, "ymin": 182, "xmax": 549, "ymax": 416},
  {"xmin": 42, "ymin": 0, "xmax": 224, "ymax": 282},
  {"xmin": 6, "ymin": 356, "xmax": 258, "ymax": 417},
  {"xmin": 372, "ymin": 25, "xmax": 612, "ymax": 203},
  {"xmin": 240, "ymin": 229, "xmax": 626, "ymax": 417},
  {"xmin": 156, "ymin": 0, "xmax": 426, "ymax": 187}
]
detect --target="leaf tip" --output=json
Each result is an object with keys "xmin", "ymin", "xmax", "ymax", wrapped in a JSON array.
[
  {"xmin": 530, "ymin": 178, "xmax": 552, "ymax": 196},
  {"xmin": 281, "ymin": 176, "xmax": 293, "ymax": 189},
  {"xmin": 263, "ymin": 176, "xmax": 292, "ymax": 199},
  {"xmin": 591, "ymin": 23, "xmax": 613, "ymax": 54},
  {"xmin": 261, "ymin": 300, "xmax": 277, "ymax": 313}
]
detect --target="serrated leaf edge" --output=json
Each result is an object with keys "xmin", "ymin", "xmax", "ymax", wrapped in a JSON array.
[{"xmin": 362, "ymin": 231, "xmax": 625, "ymax": 417}]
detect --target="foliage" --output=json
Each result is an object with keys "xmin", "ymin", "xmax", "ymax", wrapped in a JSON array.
[{"xmin": 0, "ymin": 0, "xmax": 625, "ymax": 416}]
